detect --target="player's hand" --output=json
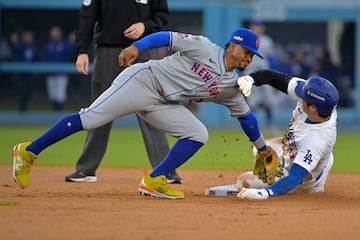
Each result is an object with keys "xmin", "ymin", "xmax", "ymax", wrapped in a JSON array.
[
  {"xmin": 124, "ymin": 22, "xmax": 145, "ymax": 40},
  {"xmin": 237, "ymin": 187, "xmax": 269, "ymax": 200},
  {"xmin": 76, "ymin": 53, "xmax": 89, "ymax": 75},
  {"xmin": 237, "ymin": 75, "xmax": 254, "ymax": 97},
  {"xmin": 119, "ymin": 46, "xmax": 139, "ymax": 67}
]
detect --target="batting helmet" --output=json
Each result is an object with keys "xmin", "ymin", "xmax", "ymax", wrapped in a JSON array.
[
  {"xmin": 295, "ymin": 77, "xmax": 339, "ymax": 116},
  {"xmin": 225, "ymin": 28, "xmax": 263, "ymax": 59}
]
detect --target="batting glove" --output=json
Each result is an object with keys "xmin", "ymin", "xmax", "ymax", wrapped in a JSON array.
[
  {"xmin": 237, "ymin": 187, "xmax": 270, "ymax": 200},
  {"xmin": 237, "ymin": 75, "xmax": 254, "ymax": 97}
]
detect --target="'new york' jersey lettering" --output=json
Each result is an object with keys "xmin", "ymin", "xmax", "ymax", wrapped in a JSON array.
[
  {"xmin": 190, "ymin": 61, "xmax": 219, "ymax": 97},
  {"xmin": 148, "ymin": 31, "xmax": 250, "ymax": 117}
]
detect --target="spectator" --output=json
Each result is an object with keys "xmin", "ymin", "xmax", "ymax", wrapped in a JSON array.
[
  {"xmin": 339, "ymin": 23, "xmax": 355, "ymax": 107},
  {"xmin": 0, "ymin": 36, "xmax": 12, "ymax": 61},
  {"xmin": 309, "ymin": 46, "xmax": 355, "ymax": 107},
  {"xmin": 339, "ymin": 23, "xmax": 355, "ymax": 89},
  {"xmin": 279, "ymin": 48, "xmax": 312, "ymax": 79},
  {"xmin": 43, "ymin": 26, "xmax": 76, "ymax": 111},
  {"xmin": 310, "ymin": 47, "xmax": 339, "ymax": 85},
  {"xmin": 9, "ymin": 30, "xmax": 39, "ymax": 112}
]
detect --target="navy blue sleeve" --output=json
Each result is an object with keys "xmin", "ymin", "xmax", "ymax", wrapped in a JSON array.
[
  {"xmin": 266, "ymin": 163, "xmax": 309, "ymax": 197},
  {"xmin": 249, "ymin": 70, "xmax": 291, "ymax": 94},
  {"xmin": 132, "ymin": 31, "xmax": 170, "ymax": 51}
]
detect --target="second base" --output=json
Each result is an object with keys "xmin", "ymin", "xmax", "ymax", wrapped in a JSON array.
[{"xmin": 205, "ymin": 184, "xmax": 239, "ymax": 197}]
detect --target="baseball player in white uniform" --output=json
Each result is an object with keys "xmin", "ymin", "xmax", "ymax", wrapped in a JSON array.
[
  {"xmin": 13, "ymin": 28, "xmax": 279, "ymax": 199},
  {"xmin": 206, "ymin": 69, "xmax": 339, "ymax": 199}
]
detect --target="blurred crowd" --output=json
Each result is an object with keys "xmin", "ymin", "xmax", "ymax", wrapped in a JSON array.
[
  {"xmin": 241, "ymin": 21, "xmax": 354, "ymax": 129},
  {"xmin": 0, "ymin": 26, "xmax": 76, "ymax": 112},
  {"xmin": 0, "ymin": 22, "xmax": 356, "ymax": 114}
]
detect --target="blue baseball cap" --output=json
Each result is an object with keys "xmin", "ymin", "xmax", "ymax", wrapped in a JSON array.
[
  {"xmin": 295, "ymin": 77, "xmax": 339, "ymax": 116},
  {"xmin": 250, "ymin": 19, "xmax": 265, "ymax": 27},
  {"xmin": 225, "ymin": 28, "xmax": 263, "ymax": 59}
]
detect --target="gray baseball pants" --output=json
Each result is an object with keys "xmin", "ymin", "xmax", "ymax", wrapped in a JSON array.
[{"xmin": 75, "ymin": 46, "xmax": 169, "ymax": 174}]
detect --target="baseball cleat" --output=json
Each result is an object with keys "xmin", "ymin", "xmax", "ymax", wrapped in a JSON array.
[
  {"xmin": 12, "ymin": 142, "xmax": 37, "ymax": 188},
  {"xmin": 138, "ymin": 170, "xmax": 184, "ymax": 199},
  {"xmin": 166, "ymin": 171, "xmax": 184, "ymax": 184},
  {"xmin": 65, "ymin": 171, "xmax": 97, "ymax": 182}
]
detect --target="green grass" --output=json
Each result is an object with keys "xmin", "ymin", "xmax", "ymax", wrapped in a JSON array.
[
  {"xmin": 0, "ymin": 201, "xmax": 17, "ymax": 206},
  {"xmin": 1, "ymin": 126, "xmax": 358, "ymax": 173}
]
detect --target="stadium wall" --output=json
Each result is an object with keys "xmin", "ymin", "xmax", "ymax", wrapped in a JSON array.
[{"xmin": 0, "ymin": 0, "xmax": 359, "ymax": 130}]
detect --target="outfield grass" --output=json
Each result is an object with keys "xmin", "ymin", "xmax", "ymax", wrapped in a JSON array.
[{"xmin": 1, "ymin": 126, "xmax": 358, "ymax": 173}]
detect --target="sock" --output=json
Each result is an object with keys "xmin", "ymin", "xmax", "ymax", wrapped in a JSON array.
[
  {"xmin": 150, "ymin": 139, "xmax": 204, "ymax": 177},
  {"xmin": 27, "ymin": 113, "xmax": 83, "ymax": 155}
]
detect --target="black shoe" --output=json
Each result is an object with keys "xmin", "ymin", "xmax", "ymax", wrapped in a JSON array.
[
  {"xmin": 166, "ymin": 171, "xmax": 183, "ymax": 184},
  {"xmin": 65, "ymin": 171, "xmax": 97, "ymax": 182}
]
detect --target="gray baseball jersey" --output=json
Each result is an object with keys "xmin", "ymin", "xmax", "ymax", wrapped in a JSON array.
[
  {"xmin": 149, "ymin": 32, "xmax": 249, "ymax": 116},
  {"xmin": 79, "ymin": 32, "xmax": 249, "ymax": 143}
]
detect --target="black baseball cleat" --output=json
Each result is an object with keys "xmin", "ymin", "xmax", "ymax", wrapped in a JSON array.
[
  {"xmin": 65, "ymin": 171, "xmax": 97, "ymax": 182},
  {"xmin": 166, "ymin": 170, "xmax": 183, "ymax": 184}
]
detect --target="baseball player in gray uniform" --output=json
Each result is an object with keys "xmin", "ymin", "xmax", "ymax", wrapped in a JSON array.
[{"xmin": 13, "ymin": 28, "xmax": 277, "ymax": 199}]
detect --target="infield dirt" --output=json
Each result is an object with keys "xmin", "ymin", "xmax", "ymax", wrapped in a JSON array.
[{"xmin": 1, "ymin": 166, "xmax": 359, "ymax": 240}]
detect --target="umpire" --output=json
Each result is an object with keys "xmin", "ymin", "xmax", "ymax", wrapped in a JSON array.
[{"xmin": 66, "ymin": 0, "xmax": 183, "ymax": 183}]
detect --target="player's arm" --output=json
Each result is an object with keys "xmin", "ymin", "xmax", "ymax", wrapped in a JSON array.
[
  {"xmin": 237, "ymin": 69, "xmax": 292, "ymax": 97},
  {"xmin": 119, "ymin": 32, "xmax": 170, "ymax": 67},
  {"xmin": 75, "ymin": 0, "xmax": 99, "ymax": 74},
  {"xmin": 249, "ymin": 70, "xmax": 291, "ymax": 94},
  {"xmin": 143, "ymin": 0, "xmax": 169, "ymax": 34},
  {"xmin": 75, "ymin": 0, "xmax": 99, "ymax": 55},
  {"xmin": 265, "ymin": 163, "xmax": 308, "ymax": 196},
  {"xmin": 238, "ymin": 163, "xmax": 309, "ymax": 200},
  {"xmin": 238, "ymin": 138, "xmax": 324, "ymax": 200},
  {"xmin": 132, "ymin": 31, "xmax": 170, "ymax": 51}
]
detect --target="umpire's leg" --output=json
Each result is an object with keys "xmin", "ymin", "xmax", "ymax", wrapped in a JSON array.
[
  {"xmin": 73, "ymin": 74, "xmax": 114, "ymax": 175},
  {"xmin": 75, "ymin": 122, "xmax": 113, "ymax": 175},
  {"xmin": 68, "ymin": 46, "xmax": 119, "ymax": 178},
  {"xmin": 137, "ymin": 115, "xmax": 169, "ymax": 168}
]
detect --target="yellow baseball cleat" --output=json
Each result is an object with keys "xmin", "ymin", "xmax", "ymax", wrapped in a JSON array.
[
  {"xmin": 12, "ymin": 142, "xmax": 37, "ymax": 188},
  {"xmin": 138, "ymin": 170, "xmax": 184, "ymax": 199}
]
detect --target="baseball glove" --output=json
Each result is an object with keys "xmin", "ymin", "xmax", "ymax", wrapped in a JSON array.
[{"xmin": 253, "ymin": 146, "xmax": 283, "ymax": 185}]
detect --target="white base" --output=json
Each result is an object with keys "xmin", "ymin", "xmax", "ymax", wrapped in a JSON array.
[{"xmin": 205, "ymin": 184, "xmax": 239, "ymax": 197}]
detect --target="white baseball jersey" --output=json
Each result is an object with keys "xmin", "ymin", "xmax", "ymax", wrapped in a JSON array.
[{"xmin": 281, "ymin": 77, "xmax": 337, "ymax": 192}]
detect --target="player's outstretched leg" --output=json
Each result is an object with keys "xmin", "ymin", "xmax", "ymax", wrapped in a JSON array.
[
  {"xmin": 138, "ymin": 170, "xmax": 184, "ymax": 199},
  {"xmin": 13, "ymin": 142, "xmax": 37, "ymax": 188},
  {"xmin": 12, "ymin": 113, "xmax": 83, "ymax": 188}
]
